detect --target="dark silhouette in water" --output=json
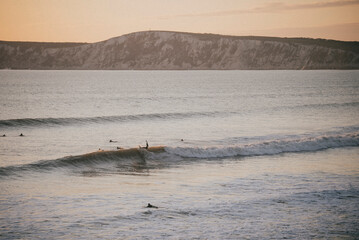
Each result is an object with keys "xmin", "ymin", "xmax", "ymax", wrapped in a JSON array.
[
  {"xmin": 109, "ymin": 140, "xmax": 117, "ymax": 143},
  {"xmin": 2, "ymin": 134, "xmax": 5, "ymax": 137},
  {"xmin": 19, "ymin": 133, "xmax": 24, "ymax": 137},
  {"xmin": 146, "ymin": 203, "xmax": 158, "ymax": 209},
  {"xmin": 139, "ymin": 140, "xmax": 149, "ymax": 149}
]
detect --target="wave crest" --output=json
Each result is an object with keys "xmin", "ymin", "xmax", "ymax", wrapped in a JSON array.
[
  {"xmin": 166, "ymin": 132, "xmax": 359, "ymax": 158},
  {"xmin": 1, "ymin": 131, "xmax": 358, "ymax": 177}
]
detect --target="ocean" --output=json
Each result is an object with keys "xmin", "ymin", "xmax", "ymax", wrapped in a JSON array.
[{"xmin": 0, "ymin": 70, "xmax": 358, "ymax": 239}]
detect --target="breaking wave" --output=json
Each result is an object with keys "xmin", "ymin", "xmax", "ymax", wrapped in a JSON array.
[
  {"xmin": 0, "ymin": 131, "xmax": 358, "ymax": 177},
  {"xmin": 167, "ymin": 132, "xmax": 359, "ymax": 158}
]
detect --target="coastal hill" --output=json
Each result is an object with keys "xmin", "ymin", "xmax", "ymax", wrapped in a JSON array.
[{"xmin": 0, "ymin": 31, "xmax": 358, "ymax": 70}]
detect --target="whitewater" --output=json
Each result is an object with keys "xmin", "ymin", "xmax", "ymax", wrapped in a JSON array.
[{"xmin": 0, "ymin": 70, "xmax": 358, "ymax": 239}]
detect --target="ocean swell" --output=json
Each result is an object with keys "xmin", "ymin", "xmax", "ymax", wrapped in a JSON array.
[
  {"xmin": 0, "ymin": 148, "xmax": 157, "ymax": 177},
  {"xmin": 0, "ymin": 111, "xmax": 220, "ymax": 128}
]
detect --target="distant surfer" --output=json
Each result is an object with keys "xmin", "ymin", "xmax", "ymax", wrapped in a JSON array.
[
  {"xmin": 2, "ymin": 134, "xmax": 5, "ymax": 137},
  {"xmin": 139, "ymin": 140, "xmax": 149, "ymax": 149},
  {"xmin": 19, "ymin": 133, "xmax": 24, "ymax": 137},
  {"xmin": 146, "ymin": 203, "xmax": 158, "ymax": 209},
  {"xmin": 117, "ymin": 146, "xmax": 124, "ymax": 150},
  {"xmin": 181, "ymin": 139, "xmax": 184, "ymax": 142},
  {"xmin": 109, "ymin": 140, "xmax": 117, "ymax": 143}
]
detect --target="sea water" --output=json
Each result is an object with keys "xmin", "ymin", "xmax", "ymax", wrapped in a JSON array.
[{"xmin": 0, "ymin": 70, "xmax": 358, "ymax": 239}]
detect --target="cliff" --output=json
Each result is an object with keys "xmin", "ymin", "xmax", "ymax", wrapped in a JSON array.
[{"xmin": 1, "ymin": 31, "xmax": 358, "ymax": 70}]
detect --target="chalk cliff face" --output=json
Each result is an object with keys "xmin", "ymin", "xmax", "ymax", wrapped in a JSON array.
[{"xmin": 1, "ymin": 31, "xmax": 358, "ymax": 69}]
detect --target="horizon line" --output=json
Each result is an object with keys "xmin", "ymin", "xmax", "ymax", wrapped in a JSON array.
[{"xmin": 1, "ymin": 29, "xmax": 359, "ymax": 44}]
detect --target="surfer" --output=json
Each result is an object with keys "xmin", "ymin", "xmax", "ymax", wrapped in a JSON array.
[
  {"xmin": 19, "ymin": 133, "xmax": 24, "ymax": 137},
  {"xmin": 146, "ymin": 203, "xmax": 158, "ymax": 209},
  {"xmin": 138, "ymin": 140, "xmax": 149, "ymax": 149},
  {"xmin": 109, "ymin": 140, "xmax": 117, "ymax": 143},
  {"xmin": 139, "ymin": 140, "xmax": 149, "ymax": 149},
  {"xmin": 2, "ymin": 134, "xmax": 5, "ymax": 137}
]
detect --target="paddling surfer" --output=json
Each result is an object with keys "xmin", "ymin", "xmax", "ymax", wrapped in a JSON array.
[{"xmin": 146, "ymin": 203, "xmax": 158, "ymax": 209}]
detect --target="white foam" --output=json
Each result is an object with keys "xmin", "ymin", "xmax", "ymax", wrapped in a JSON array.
[{"xmin": 165, "ymin": 132, "xmax": 359, "ymax": 159}]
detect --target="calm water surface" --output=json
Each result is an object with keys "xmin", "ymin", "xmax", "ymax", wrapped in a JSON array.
[{"xmin": 0, "ymin": 70, "xmax": 358, "ymax": 239}]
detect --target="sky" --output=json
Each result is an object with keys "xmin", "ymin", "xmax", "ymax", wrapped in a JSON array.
[{"xmin": 0, "ymin": 0, "xmax": 359, "ymax": 43}]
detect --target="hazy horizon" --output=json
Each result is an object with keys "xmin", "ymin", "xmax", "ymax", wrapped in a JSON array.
[
  {"xmin": 2, "ymin": 28, "xmax": 359, "ymax": 44},
  {"xmin": 1, "ymin": 0, "xmax": 359, "ymax": 43}
]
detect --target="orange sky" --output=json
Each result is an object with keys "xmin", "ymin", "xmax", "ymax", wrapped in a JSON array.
[{"xmin": 0, "ymin": 0, "xmax": 358, "ymax": 42}]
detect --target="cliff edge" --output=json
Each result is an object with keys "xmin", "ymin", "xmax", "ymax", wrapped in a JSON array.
[{"xmin": 1, "ymin": 31, "xmax": 358, "ymax": 70}]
